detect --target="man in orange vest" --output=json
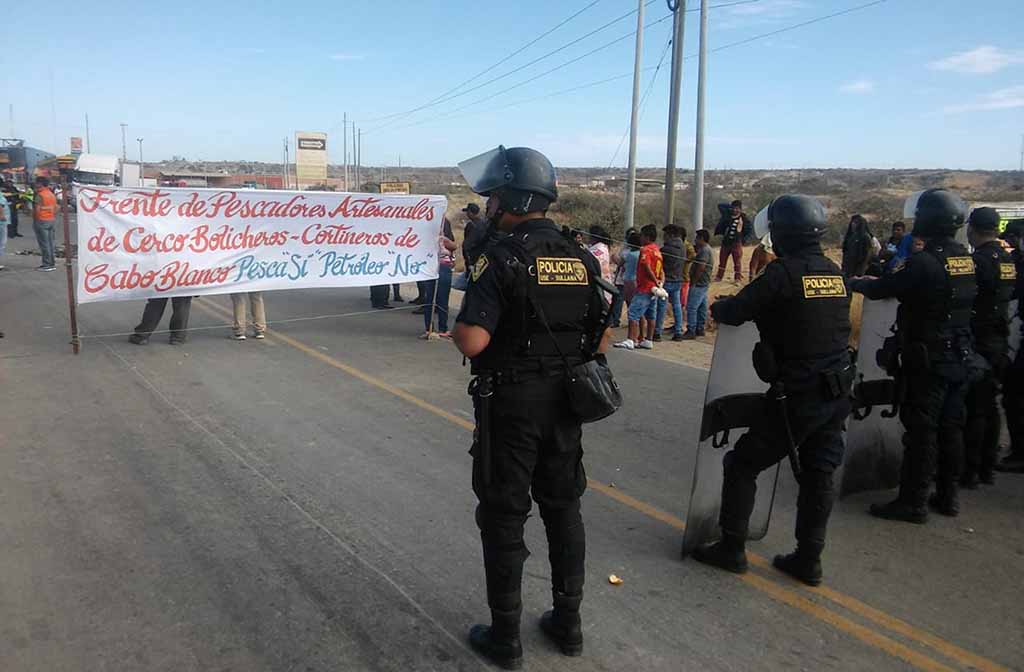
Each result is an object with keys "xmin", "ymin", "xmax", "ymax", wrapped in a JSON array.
[{"xmin": 33, "ymin": 176, "xmax": 58, "ymax": 271}]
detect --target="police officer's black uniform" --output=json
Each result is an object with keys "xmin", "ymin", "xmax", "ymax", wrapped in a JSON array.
[
  {"xmin": 996, "ymin": 220, "xmax": 1024, "ymax": 473},
  {"xmin": 851, "ymin": 189, "xmax": 977, "ymax": 520},
  {"xmin": 962, "ymin": 208, "xmax": 1016, "ymax": 487},
  {"xmin": 455, "ymin": 146, "xmax": 609, "ymax": 669},
  {"xmin": 693, "ymin": 195, "xmax": 853, "ymax": 587}
]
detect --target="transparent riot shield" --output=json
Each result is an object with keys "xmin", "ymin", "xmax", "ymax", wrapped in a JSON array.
[
  {"xmin": 681, "ymin": 322, "xmax": 779, "ymax": 557},
  {"xmin": 840, "ymin": 298, "xmax": 904, "ymax": 497}
]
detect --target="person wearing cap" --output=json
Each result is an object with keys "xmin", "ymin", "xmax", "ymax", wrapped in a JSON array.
[
  {"xmin": 460, "ymin": 202, "xmax": 488, "ymax": 268},
  {"xmin": 961, "ymin": 207, "xmax": 1016, "ymax": 487},
  {"xmin": 851, "ymin": 189, "xmax": 976, "ymax": 522}
]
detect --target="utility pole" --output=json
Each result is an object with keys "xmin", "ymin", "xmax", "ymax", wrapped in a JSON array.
[
  {"xmin": 398, "ymin": 154, "xmax": 402, "ymax": 182},
  {"xmin": 8, "ymin": 104, "xmax": 12, "ymax": 137},
  {"xmin": 357, "ymin": 128, "xmax": 363, "ymax": 191},
  {"xmin": 692, "ymin": 0, "xmax": 710, "ymax": 231},
  {"xmin": 1019, "ymin": 133, "xmax": 1023, "ymax": 172},
  {"xmin": 623, "ymin": 0, "xmax": 645, "ymax": 230},
  {"xmin": 282, "ymin": 138, "xmax": 289, "ymax": 189},
  {"xmin": 352, "ymin": 124, "xmax": 358, "ymax": 191},
  {"xmin": 663, "ymin": 0, "xmax": 686, "ymax": 228},
  {"xmin": 85, "ymin": 114, "xmax": 91, "ymax": 152},
  {"xmin": 136, "ymin": 138, "xmax": 144, "ymax": 186},
  {"xmin": 120, "ymin": 123, "xmax": 128, "ymax": 162},
  {"xmin": 343, "ymin": 113, "xmax": 349, "ymax": 191}
]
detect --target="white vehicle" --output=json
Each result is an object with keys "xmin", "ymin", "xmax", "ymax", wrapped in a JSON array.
[{"xmin": 73, "ymin": 154, "xmax": 120, "ymax": 187}]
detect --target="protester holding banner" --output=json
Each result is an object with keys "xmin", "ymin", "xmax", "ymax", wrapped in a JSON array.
[
  {"xmin": 420, "ymin": 218, "xmax": 457, "ymax": 338},
  {"xmin": 129, "ymin": 297, "xmax": 193, "ymax": 346},
  {"xmin": 230, "ymin": 292, "xmax": 267, "ymax": 340}
]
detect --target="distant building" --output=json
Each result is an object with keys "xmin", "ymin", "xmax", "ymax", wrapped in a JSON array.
[{"xmin": 0, "ymin": 139, "xmax": 57, "ymax": 185}]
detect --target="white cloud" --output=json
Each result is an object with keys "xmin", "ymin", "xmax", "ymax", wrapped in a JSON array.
[
  {"xmin": 727, "ymin": 0, "xmax": 806, "ymax": 16},
  {"xmin": 929, "ymin": 46, "xmax": 1024, "ymax": 74},
  {"xmin": 329, "ymin": 53, "xmax": 364, "ymax": 61},
  {"xmin": 943, "ymin": 85, "xmax": 1024, "ymax": 113},
  {"xmin": 840, "ymin": 80, "xmax": 875, "ymax": 94}
]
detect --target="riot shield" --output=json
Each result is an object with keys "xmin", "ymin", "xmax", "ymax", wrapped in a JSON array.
[
  {"xmin": 840, "ymin": 298, "xmax": 904, "ymax": 496},
  {"xmin": 1009, "ymin": 299, "xmax": 1020, "ymax": 361},
  {"xmin": 681, "ymin": 322, "xmax": 779, "ymax": 557}
]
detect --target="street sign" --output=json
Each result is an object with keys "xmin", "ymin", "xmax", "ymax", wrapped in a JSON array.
[
  {"xmin": 70, "ymin": 137, "xmax": 83, "ymax": 155},
  {"xmin": 380, "ymin": 181, "xmax": 412, "ymax": 195},
  {"xmin": 295, "ymin": 131, "xmax": 328, "ymax": 189}
]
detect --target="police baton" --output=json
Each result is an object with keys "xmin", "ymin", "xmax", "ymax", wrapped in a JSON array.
[{"xmin": 773, "ymin": 382, "xmax": 802, "ymax": 482}]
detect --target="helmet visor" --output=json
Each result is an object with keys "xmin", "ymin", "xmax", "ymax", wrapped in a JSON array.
[
  {"xmin": 903, "ymin": 190, "xmax": 925, "ymax": 220},
  {"xmin": 753, "ymin": 203, "xmax": 772, "ymax": 239},
  {"xmin": 457, "ymin": 146, "xmax": 510, "ymax": 196}
]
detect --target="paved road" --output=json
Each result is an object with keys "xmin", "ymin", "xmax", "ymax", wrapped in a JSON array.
[{"xmin": 1, "ymin": 230, "xmax": 1022, "ymax": 672}]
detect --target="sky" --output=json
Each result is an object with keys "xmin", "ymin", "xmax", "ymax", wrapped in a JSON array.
[{"xmin": 2, "ymin": 0, "xmax": 1022, "ymax": 169}]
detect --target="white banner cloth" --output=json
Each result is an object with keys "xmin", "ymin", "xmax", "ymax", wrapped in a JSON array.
[{"xmin": 75, "ymin": 186, "xmax": 447, "ymax": 304}]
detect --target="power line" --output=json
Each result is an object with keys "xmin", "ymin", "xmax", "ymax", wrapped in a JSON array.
[
  {"xmin": 365, "ymin": 1, "xmax": 664, "ymax": 131},
  {"xmin": 378, "ymin": 0, "xmax": 887, "ymax": 140},
  {"xmin": 608, "ymin": 33, "xmax": 674, "ymax": 170},
  {"xmin": 364, "ymin": 0, "xmax": 759, "ymax": 134},
  {"xmin": 362, "ymin": 0, "xmax": 607, "ymax": 124},
  {"xmin": 695, "ymin": 0, "xmax": 889, "ymax": 58},
  {"xmin": 367, "ymin": 11, "xmax": 676, "ymax": 135}
]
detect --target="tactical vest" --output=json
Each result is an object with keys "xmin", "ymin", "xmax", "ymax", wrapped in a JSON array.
[
  {"xmin": 971, "ymin": 240, "xmax": 1016, "ymax": 338},
  {"xmin": 472, "ymin": 223, "xmax": 597, "ymax": 374},
  {"xmin": 755, "ymin": 254, "xmax": 851, "ymax": 362},
  {"xmin": 901, "ymin": 240, "xmax": 976, "ymax": 349},
  {"xmin": 35, "ymin": 187, "xmax": 57, "ymax": 221}
]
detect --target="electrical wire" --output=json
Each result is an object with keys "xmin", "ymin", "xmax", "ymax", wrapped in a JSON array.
[
  {"xmin": 375, "ymin": 0, "xmax": 887, "ymax": 138},
  {"xmin": 607, "ymin": 33, "xmax": 674, "ymax": 170},
  {"xmin": 365, "ymin": 2, "xmax": 667, "ymax": 133},
  {"xmin": 364, "ymin": 0, "xmax": 760, "ymax": 134},
  {"xmin": 361, "ymin": 0, "xmax": 608, "ymax": 124}
]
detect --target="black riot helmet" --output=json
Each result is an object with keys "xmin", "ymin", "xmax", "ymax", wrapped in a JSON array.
[
  {"xmin": 906, "ymin": 188, "xmax": 966, "ymax": 238},
  {"xmin": 458, "ymin": 146, "xmax": 558, "ymax": 216},
  {"xmin": 753, "ymin": 194, "xmax": 827, "ymax": 256}
]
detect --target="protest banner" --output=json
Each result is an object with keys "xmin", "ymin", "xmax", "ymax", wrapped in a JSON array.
[{"xmin": 75, "ymin": 186, "xmax": 447, "ymax": 304}]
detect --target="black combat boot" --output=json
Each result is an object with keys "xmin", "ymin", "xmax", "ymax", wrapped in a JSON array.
[
  {"xmin": 692, "ymin": 532, "xmax": 749, "ymax": 574},
  {"xmin": 469, "ymin": 592, "xmax": 523, "ymax": 670},
  {"xmin": 775, "ymin": 470, "xmax": 831, "ymax": 586},
  {"xmin": 928, "ymin": 490, "xmax": 960, "ymax": 517},
  {"xmin": 869, "ymin": 498, "xmax": 928, "ymax": 524},
  {"xmin": 959, "ymin": 471, "xmax": 980, "ymax": 490},
  {"xmin": 540, "ymin": 590, "xmax": 583, "ymax": 656}
]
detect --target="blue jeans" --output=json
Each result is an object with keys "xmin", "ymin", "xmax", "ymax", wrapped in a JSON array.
[
  {"xmin": 34, "ymin": 220, "xmax": 56, "ymax": 267},
  {"xmin": 686, "ymin": 284, "xmax": 709, "ymax": 333},
  {"xmin": 627, "ymin": 291, "xmax": 657, "ymax": 322},
  {"xmin": 610, "ymin": 284, "xmax": 626, "ymax": 326},
  {"xmin": 423, "ymin": 264, "xmax": 453, "ymax": 332},
  {"xmin": 655, "ymin": 280, "xmax": 684, "ymax": 336}
]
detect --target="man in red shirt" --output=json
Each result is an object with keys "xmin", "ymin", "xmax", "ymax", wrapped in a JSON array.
[{"xmin": 614, "ymin": 224, "xmax": 663, "ymax": 350}]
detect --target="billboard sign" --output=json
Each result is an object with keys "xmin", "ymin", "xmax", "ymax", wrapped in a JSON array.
[
  {"xmin": 380, "ymin": 181, "xmax": 412, "ymax": 195},
  {"xmin": 70, "ymin": 137, "xmax": 84, "ymax": 155},
  {"xmin": 295, "ymin": 131, "xmax": 328, "ymax": 188}
]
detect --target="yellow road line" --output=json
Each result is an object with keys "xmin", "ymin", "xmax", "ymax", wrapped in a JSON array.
[
  {"xmin": 194, "ymin": 298, "xmax": 1004, "ymax": 672},
  {"xmin": 740, "ymin": 573, "xmax": 956, "ymax": 672}
]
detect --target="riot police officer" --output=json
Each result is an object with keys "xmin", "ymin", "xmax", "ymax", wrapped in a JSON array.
[
  {"xmin": 851, "ymin": 189, "xmax": 976, "ymax": 520},
  {"xmin": 692, "ymin": 195, "xmax": 853, "ymax": 587},
  {"xmin": 995, "ymin": 220, "xmax": 1024, "ymax": 472},
  {"xmin": 452, "ymin": 146, "xmax": 612, "ymax": 669},
  {"xmin": 961, "ymin": 207, "xmax": 1016, "ymax": 487}
]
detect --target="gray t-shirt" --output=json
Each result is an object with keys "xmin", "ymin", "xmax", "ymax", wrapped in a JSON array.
[{"xmin": 690, "ymin": 245, "xmax": 714, "ymax": 287}]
